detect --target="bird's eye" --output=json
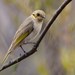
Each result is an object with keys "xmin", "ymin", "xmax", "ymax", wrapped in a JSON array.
[{"xmin": 37, "ymin": 13, "xmax": 40, "ymax": 16}]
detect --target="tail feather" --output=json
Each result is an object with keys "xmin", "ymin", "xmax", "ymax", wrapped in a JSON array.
[
  {"xmin": 1, "ymin": 46, "xmax": 12, "ymax": 67},
  {"xmin": 1, "ymin": 51, "xmax": 10, "ymax": 65}
]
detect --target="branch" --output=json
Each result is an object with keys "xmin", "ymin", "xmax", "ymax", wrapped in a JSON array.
[{"xmin": 0, "ymin": 0, "xmax": 72, "ymax": 72}]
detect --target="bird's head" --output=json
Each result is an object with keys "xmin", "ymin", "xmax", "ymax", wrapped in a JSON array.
[{"xmin": 31, "ymin": 10, "xmax": 45, "ymax": 22}]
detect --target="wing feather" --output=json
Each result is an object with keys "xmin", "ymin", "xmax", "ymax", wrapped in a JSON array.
[{"xmin": 12, "ymin": 17, "xmax": 34, "ymax": 48}]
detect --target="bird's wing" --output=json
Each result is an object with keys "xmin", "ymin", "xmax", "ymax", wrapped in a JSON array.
[{"xmin": 12, "ymin": 16, "xmax": 34, "ymax": 49}]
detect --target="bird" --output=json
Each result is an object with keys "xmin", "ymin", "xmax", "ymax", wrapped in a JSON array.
[{"xmin": 1, "ymin": 10, "xmax": 45, "ymax": 66}]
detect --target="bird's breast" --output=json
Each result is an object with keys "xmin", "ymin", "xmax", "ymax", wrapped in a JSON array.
[
  {"xmin": 24, "ymin": 21, "xmax": 43, "ymax": 42},
  {"xmin": 34, "ymin": 21, "xmax": 43, "ymax": 33}
]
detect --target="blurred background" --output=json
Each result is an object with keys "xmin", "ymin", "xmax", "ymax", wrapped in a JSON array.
[{"xmin": 0, "ymin": 0, "xmax": 74, "ymax": 75}]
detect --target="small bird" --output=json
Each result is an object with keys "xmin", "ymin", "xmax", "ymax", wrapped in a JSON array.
[{"xmin": 1, "ymin": 10, "xmax": 45, "ymax": 65}]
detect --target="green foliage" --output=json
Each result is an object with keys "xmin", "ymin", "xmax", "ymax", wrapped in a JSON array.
[
  {"xmin": 30, "ymin": 0, "xmax": 41, "ymax": 9},
  {"xmin": 45, "ymin": 0, "xmax": 53, "ymax": 7},
  {"xmin": 37, "ymin": 64, "xmax": 49, "ymax": 75},
  {"xmin": 61, "ymin": 48, "xmax": 75, "ymax": 75}
]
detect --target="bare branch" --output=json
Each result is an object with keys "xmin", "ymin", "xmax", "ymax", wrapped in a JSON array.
[{"xmin": 0, "ymin": 0, "xmax": 72, "ymax": 72}]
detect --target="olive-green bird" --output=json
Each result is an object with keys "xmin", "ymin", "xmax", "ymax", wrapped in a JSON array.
[{"xmin": 1, "ymin": 10, "xmax": 45, "ymax": 66}]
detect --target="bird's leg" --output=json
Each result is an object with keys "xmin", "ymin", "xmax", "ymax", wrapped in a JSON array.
[{"xmin": 20, "ymin": 45, "xmax": 26, "ymax": 53}]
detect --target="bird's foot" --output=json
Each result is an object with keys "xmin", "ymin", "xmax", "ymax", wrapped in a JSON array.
[{"xmin": 20, "ymin": 45, "xmax": 27, "ymax": 55}]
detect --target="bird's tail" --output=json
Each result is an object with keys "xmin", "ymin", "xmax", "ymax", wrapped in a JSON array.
[{"xmin": 1, "ymin": 46, "xmax": 12, "ymax": 67}]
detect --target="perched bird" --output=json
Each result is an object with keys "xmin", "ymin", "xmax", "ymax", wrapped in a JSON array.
[{"xmin": 1, "ymin": 10, "xmax": 45, "ymax": 65}]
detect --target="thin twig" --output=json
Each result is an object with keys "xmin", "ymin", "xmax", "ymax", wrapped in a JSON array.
[{"xmin": 0, "ymin": 0, "xmax": 72, "ymax": 72}]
